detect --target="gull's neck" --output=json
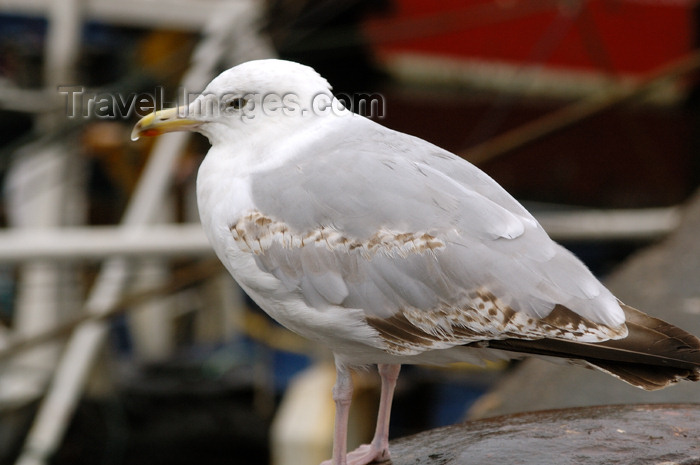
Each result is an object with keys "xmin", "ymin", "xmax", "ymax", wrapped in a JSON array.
[
  {"xmin": 196, "ymin": 113, "xmax": 350, "ymax": 232},
  {"xmin": 207, "ymin": 113, "xmax": 348, "ymax": 176}
]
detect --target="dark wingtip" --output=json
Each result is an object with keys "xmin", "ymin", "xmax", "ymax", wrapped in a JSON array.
[{"xmin": 481, "ymin": 302, "xmax": 700, "ymax": 391}]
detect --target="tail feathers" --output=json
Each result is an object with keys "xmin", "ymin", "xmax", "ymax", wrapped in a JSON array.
[{"xmin": 482, "ymin": 303, "xmax": 700, "ymax": 391}]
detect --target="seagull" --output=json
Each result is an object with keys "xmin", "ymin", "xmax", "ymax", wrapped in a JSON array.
[{"xmin": 133, "ymin": 59, "xmax": 700, "ymax": 465}]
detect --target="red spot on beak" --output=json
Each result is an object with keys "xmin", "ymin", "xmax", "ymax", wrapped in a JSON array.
[{"xmin": 142, "ymin": 129, "xmax": 161, "ymax": 137}]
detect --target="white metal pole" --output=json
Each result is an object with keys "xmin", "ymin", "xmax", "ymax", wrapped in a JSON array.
[
  {"xmin": 0, "ymin": 0, "xmax": 85, "ymax": 409},
  {"xmin": 129, "ymin": 198, "xmax": 176, "ymax": 362},
  {"xmin": 1, "ymin": 145, "xmax": 71, "ymax": 405},
  {"xmin": 0, "ymin": 224, "xmax": 211, "ymax": 262},
  {"xmin": 0, "ymin": 206, "xmax": 680, "ymax": 263},
  {"xmin": 40, "ymin": 0, "xmax": 83, "ymax": 131}
]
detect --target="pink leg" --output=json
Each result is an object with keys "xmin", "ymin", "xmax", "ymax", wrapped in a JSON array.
[
  {"xmin": 322, "ymin": 363, "xmax": 401, "ymax": 465},
  {"xmin": 367, "ymin": 364, "xmax": 401, "ymax": 459},
  {"xmin": 328, "ymin": 362, "xmax": 353, "ymax": 465}
]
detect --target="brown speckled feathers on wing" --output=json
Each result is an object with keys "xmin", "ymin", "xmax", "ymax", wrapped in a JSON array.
[{"xmin": 481, "ymin": 303, "xmax": 700, "ymax": 390}]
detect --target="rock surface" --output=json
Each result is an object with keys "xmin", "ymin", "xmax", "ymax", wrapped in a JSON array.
[{"xmin": 390, "ymin": 404, "xmax": 700, "ymax": 465}]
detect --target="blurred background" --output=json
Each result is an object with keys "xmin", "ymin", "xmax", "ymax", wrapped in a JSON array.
[{"xmin": 0, "ymin": 1, "xmax": 698, "ymax": 464}]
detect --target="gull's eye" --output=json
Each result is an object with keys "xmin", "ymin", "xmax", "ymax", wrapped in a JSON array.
[{"xmin": 227, "ymin": 97, "xmax": 247, "ymax": 110}]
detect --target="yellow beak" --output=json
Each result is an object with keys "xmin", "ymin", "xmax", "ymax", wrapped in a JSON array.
[{"xmin": 131, "ymin": 106, "xmax": 200, "ymax": 141}]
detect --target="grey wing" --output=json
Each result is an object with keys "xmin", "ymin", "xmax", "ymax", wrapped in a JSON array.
[{"xmin": 241, "ymin": 119, "xmax": 626, "ymax": 354}]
